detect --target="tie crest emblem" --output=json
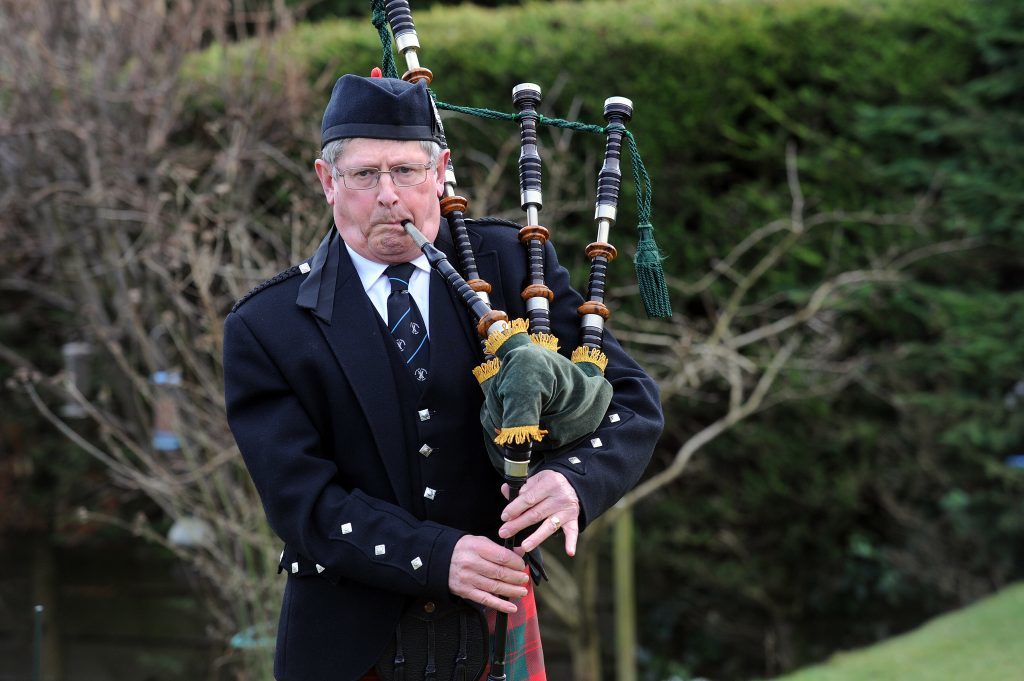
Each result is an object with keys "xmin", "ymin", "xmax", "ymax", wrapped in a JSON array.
[{"xmin": 386, "ymin": 263, "xmax": 430, "ymax": 389}]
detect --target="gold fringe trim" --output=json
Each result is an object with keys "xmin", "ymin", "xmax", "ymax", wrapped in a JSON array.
[
  {"xmin": 530, "ymin": 333, "xmax": 560, "ymax": 352},
  {"xmin": 483, "ymin": 318, "xmax": 531, "ymax": 356},
  {"xmin": 493, "ymin": 425, "xmax": 549, "ymax": 446},
  {"xmin": 472, "ymin": 358, "xmax": 501, "ymax": 385},
  {"xmin": 571, "ymin": 346, "xmax": 609, "ymax": 373}
]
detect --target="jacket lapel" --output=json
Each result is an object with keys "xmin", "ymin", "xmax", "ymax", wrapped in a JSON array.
[{"xmin": 298, "ymin": 230, "xmax": 412, "ymax": 507}]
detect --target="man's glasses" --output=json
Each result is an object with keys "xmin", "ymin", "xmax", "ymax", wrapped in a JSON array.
[{"xmin": 333, "ymin": 162, "xmax": 435, "ymax": 190}]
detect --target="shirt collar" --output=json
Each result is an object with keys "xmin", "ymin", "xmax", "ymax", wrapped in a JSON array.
[{"xmin": 346, "ymin": 243, "xmax": 430, "ymax": 293}]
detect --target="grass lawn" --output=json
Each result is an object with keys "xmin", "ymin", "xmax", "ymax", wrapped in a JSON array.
[{"xmin": 772, "ymin": 582, "xmax": 1024, "ymax": 681}]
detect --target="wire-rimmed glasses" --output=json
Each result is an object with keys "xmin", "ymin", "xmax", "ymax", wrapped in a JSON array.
[{"xmin": 333, "ymin": 162, "xmax": 435, "ymax": 190}]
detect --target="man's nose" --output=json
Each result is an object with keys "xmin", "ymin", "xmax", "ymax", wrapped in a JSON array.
[{"xmin": 375, "ymin": 173, "xmax": 400, "ymax": 203}]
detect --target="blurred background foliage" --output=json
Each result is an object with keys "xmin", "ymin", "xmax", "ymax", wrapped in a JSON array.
[{"xmin": 2, "ymin": 0, "xmax": 1022, "ymax": 679}]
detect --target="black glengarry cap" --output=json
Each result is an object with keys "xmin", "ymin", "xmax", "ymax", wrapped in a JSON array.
[{"xmin": 321, "ymin": 74, "xmax": 438, "ymax": 148}]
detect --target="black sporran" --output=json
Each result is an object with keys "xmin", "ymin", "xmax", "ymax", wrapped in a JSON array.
[{"xmin": 374, "ymin": 598, "xmax": 488, "ymax": 681}]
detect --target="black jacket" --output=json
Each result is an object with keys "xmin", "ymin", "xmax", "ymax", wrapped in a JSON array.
[{"xmin": 223, "ymin": 218, "xmax": 663, "ymax": 680}]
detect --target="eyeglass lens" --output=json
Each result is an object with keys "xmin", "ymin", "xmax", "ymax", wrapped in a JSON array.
[{"xmin": 341, "ymin": 163, "xmax": 431, "ymax": 190}]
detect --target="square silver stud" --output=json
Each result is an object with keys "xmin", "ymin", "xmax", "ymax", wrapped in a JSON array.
[
  {"xmin": 299, "ymin": 262, "xmax": 311, "ymax": 274},
  {"xmin": 609, "ymin": 413, "xmax": 620, "ymax": 423},
  {"xmin": 341, "ymin": 522, "xmax": 353, "ymax": 534},
  {"xmin": 375, "ymin": 544, "xmax": 386, "ymax": 556},
  {"xmin": 411, "ymin": 557, "xmax": 423, "ymax": 570},
  {"xmin": 590, "ymin": 437, "xmax": 603, "ymax": 448},
  {"xmin": 424, "ymin": 487, "xmax": 436, "ymax": 500},
  {"xmin": 291, "ymin": 561, "xmax": 299, "ymax": 574},
  {"xmin": 315, "ymin": 564, "xmax": 325, "ymax": 574},
  {"xmin": 418, "ymin": 409, "xmax": 431, "ymax": 422},
  {"xmin": 569, "ymin": 456, "xmax": 582, "ymax": 464},
  {"xmin": 419, "ymin": 444, "xmax": 433, "ymax": 458}
]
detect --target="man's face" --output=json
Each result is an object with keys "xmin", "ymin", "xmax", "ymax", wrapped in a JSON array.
[{"xmin": 314, "ymin": 138, "xmax": 448, "ymax": 264}]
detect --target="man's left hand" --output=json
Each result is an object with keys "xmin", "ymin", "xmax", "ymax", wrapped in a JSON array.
[{"xmin": 498, "ymin": 470, "xmax": 580, "ymax": 557}]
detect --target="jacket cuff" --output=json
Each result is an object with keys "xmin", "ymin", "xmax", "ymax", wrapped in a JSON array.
[{"xmin": 425, "ymin": 524, "xmax": 466, "ymax": 600}]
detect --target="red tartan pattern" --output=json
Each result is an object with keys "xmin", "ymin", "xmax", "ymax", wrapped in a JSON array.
[{"xmin": 483, "ymin": 573, "xmax": 546, "ymax": 681}]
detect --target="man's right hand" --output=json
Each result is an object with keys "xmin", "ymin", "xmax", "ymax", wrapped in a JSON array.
[{"xmin": 448, "ymin": 535, "xmax": 529, "ymax": 614}]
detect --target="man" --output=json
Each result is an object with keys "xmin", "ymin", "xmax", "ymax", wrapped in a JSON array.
[{"xmin": 223, "ymin": 73, "xmax": 662, "ymax": 680}]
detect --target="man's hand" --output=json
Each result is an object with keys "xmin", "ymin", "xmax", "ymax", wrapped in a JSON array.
[
  {"xmin": 498, "ymin": 469, "xmax": 581, "ymax": 557},
  {"xmin": 449, "ymin": 535, "xmax": 528, "ymax": 614}
]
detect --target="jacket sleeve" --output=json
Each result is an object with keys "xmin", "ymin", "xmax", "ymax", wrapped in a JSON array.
[
  {"xmin": 223, "ymin": 310, "xmax": 463, "ymax": 598},
  {"xmin": 534, "ymin": 240, "xmax": 664, "ymax": 530}
]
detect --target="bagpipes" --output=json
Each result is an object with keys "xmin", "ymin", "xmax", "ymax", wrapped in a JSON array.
[{"xmin": 374, "ymin": 1, "xmax": 671, "ymax": 677}]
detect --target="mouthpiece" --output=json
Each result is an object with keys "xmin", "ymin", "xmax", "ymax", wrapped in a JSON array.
[{"xmin": 401, "ymin": 220, "xmax": 428, "ymax": 247}]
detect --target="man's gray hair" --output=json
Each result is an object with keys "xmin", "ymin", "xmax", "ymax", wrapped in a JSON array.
[{"xmin": 322, "ymin": 139, "xmax": 442, "ymax": 173}]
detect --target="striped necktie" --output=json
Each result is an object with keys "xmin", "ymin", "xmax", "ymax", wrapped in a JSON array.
[{"xmin": 385, "ymin": 263, "xmax": 430, "ymax": 383}]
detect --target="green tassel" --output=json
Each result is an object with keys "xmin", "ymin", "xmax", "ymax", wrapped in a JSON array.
[
  {"xmin": 634, "ymin": 223, "xmax": 672, "ymax": 319},
  {"xmin": 620, "ymin": 131, "xmax": 672, "ymax": 319}
]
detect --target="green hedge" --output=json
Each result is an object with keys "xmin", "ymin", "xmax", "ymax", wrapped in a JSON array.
[{"xmin": 200, "ymin": 0, "xmax": 978, "ymax": 252}]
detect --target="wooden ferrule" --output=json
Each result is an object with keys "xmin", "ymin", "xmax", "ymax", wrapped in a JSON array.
[
  {"xmin": 477, "ymin": 309, "xmax": 510, "ymax": 338},
  {"xmin": 585, "ymin": 242, "xmax": 617, "ymax": 262},
  {"xmin": 577, "ymin": 301, "xmax": 611, "ymax": 319},
  {"xmin": 521, "ymin": 284, "xmax": 554, "ymax": 302},
  {"xmin": 518, "ymin": 225, "xmax": 550, "ymax": 244},
  {"xmin": 467, "ymin": 278, "xmax": 492, "ymax": 294},
  {"xmin": 402, "ymin": 67, "xmax": 433, "ymax": 85},
  {"xmin": 440, "ymin": 195, "xmax": 468, "ymax": 215}
]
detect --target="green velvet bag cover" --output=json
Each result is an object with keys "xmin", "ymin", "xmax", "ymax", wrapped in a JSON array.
[{"xmin": 477, "ymin": 329, "xmax": 612, "ymax": 471}]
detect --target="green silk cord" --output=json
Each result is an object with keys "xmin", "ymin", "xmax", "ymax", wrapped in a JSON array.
[{"xmin": 370, "ymin": 0, "xmax": 400, "ymax": 79}]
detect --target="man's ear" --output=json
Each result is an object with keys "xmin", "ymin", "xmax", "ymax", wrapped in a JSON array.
[
  {"xmin": 314, "ymin": 159, "xmax": 337, "ymax": 205},
  {"xmin": 435, "ymin": 149, "xmax": 450, "ymax": 197}
]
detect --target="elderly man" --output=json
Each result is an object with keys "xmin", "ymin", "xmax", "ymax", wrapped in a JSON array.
[{"xmin": 223, "ymin": 73, "xmax": 662, "ymax": 681}]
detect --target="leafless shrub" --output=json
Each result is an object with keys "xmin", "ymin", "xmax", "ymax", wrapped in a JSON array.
[{"xmin": 1, "ymin": 0, "xmax": 322, "ymax": 675}]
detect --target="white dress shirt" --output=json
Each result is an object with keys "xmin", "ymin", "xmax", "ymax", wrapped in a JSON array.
[{"xmin": 345, "ymin": 244, "xmax": 432, "ymax": 334}]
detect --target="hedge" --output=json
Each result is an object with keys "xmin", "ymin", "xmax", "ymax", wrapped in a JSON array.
[{"xmin": 191, "ymin": 0, "xmax": 981, "ymax": 268}]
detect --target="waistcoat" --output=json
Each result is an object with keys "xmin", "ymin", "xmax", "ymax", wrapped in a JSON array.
[{"xmin": 378, "ymin": 269, "xmax": 506, "ymax": 538}]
